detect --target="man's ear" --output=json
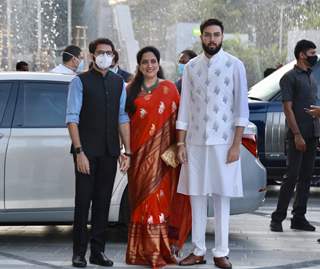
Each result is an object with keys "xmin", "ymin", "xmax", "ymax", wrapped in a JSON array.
[{"xmin": 299, "ymin": 51, "xmax": 306, "ymax": 60}]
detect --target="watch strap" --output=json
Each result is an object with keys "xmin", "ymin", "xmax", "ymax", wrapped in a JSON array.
[{"xmin": 75, "ymin": 146, "xmax": 83, "ymax": 154}]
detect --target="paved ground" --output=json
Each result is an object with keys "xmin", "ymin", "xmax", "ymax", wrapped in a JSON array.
[{"xmin": 0, "ymin": 186, "xmax": 320, "ymax": 269}]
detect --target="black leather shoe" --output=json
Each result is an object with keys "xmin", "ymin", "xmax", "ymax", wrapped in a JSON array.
[
  {"xmin": 291, "ymin": 219, "xmax": 316, "ymax": 231},
  {"xmin": 89, "ymin": 252, "xmax": 113, "ymax": 267},
  {"xmin": 72, "ymin": 255, "xmax": 87, "ymax": 268},
  {"xmin": 270, "ymin": 220, "xmax": 283, "ymax": 232}
]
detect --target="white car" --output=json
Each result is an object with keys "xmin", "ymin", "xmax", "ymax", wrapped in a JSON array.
[{"xmin": 0, "ymin": 72, "xmax": 266, "ymax": 224}]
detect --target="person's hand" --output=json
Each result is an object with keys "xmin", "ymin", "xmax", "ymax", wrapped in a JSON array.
[
  {"xmin": 227, "ymin": 144, "xmax": 240, "ymax": 164},
  {"xmin": 294, "ymin": 134, "xmax": 306, "ymax": 152},
  {"xmin": 76, "ymin": 152, "xmax": 90, "ymax": 174},
  {"xmin": 177, "ymin": 145, "xmax": 188, "ymax": 164},
  {"xmin": 305, "ymin": 105, "xmax": 320, "ymax": 118},
  {"xmin": 119, "ymin": 154, "xmax": 130, "ymax": 172}
]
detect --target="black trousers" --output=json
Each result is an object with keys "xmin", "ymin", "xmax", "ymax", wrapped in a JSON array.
[
  {"xmin": 271, "ymin": 138, "xmax": 317, "ymax": 222},
  {"xmin": 72, "ymin": 154, "xmax": 117, "ymax": 256}
]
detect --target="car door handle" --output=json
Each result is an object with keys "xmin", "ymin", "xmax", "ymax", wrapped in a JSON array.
[{"xmin": 0, "ymin": 133, "xmax": 4, "ymax": 139}]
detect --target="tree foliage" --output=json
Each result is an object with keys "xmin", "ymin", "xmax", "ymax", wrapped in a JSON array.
[{"xmin": 127, "ymin": 0, "xmax": 320, "ymax": 85}]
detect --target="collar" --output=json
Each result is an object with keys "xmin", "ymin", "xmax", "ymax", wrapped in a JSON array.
[
  {"xmin": 91, "ymin": 66, "xmax": 110, "ymax": 78},
  {"xmin": 112, "ymin": 66, "xmax": 119, "ymax": 73},
  {"xmin": 294, "ymin": 64, "xmax": 312, "ymax": 75},
  {"xmin": 62, "ymin": 64, "xmax": 75, "ymax": 73}
]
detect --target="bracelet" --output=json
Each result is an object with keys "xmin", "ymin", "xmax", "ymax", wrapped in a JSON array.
[
  {"xmin": 176, "ymin": 142, "xmax": 185, "ymax": 146},
  {"xmin": 124, "ymin": 152, "xmax": 132, "ymax": 157}
]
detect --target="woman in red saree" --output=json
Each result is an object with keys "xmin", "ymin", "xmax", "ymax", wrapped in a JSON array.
[{"xmin": 125, "ymin": 46, "xmax": 191, "ymax": 268}]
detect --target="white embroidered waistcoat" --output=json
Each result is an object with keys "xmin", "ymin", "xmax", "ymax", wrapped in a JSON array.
[{"xmin": 176, "ymin": 49, "xmax": 249, "ymax": 145}]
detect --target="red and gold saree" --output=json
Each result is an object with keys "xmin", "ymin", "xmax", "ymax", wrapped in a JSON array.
[{"xmin": 126, "ymin": 80, "xmax": 191, "ymax": 268}]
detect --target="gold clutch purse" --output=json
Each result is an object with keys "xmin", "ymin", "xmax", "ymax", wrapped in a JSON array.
[{"xmin": 161, "ymin": 144, "xmax": 179, "ymax": 168}]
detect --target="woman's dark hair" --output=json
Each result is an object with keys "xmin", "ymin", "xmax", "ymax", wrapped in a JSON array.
[
  {"xmin": 181, "ymin": 49, "xmax": 197, "ymax": 60},
  {"xmin": 125, "ymin": 46, "xmax": 164, "ymax": 114},
  {"xmin": 113, "ymin": 49, "xmax": 119, "ymax": 64}
]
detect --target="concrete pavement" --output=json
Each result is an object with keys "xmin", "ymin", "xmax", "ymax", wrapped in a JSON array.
[{"xmin": 0, "ymin": 187, "xmax": 320, "ymax": 269}]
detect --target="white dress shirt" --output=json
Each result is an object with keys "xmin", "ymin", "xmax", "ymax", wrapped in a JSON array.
[{"xmin": 50, "ymin": 64, "xmax": 76, "ymax": 75}]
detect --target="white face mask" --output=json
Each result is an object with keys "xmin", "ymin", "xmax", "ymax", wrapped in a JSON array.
[
  {"xmin": 76, "ymin": 59, "xmax": 85, "ymax": 73},
  {"xmin": 95, "ymin": 54, "xmax": 113, "ymax": 70}
]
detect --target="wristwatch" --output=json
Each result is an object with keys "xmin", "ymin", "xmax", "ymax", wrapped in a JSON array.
[{"xmin": 75, "ymin": 146, "xmax": 83, "ymax": 154}]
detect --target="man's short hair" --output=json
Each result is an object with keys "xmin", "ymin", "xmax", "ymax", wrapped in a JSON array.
[
  {"xmin": 16, "ymin": 61, "xmax": 29, "ymax": 71},
  {"xmin": 200, "ymin": 18, "xmax": 224, "ymax": 34},
  {"xmin": 113, "ymin": 50, "xmax": 119, "ymax": 64},
  {"xmin": 89, "ymin": 38, "xmax": 115, "ymax": 54},
  {"xmin": 294, "ymin": 39, "xmax": 316, "ymax": 60},
  {"xmin": 181, "ymin": 49, "xmax": 197, "ymax": 60},
  {"xmin": 62, "ymin": 45, "xmax": 81, "ymax": 63}
]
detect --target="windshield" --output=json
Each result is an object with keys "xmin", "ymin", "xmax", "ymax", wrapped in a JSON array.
[{"xmin": 248, "ymin": 61, "xmax": 295, "ymax": 101}]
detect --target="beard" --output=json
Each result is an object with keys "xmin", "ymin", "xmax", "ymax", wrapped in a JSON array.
[{"xmin": 202, "ymin": 42, "xmax": 222, "ymax": 56}]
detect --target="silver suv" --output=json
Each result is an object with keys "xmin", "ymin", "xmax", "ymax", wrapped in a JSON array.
[{"xmin": 0, "ymin": 72, "xmax": 266, "ymax": 223}]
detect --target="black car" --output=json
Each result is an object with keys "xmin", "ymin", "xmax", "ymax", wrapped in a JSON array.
[{"xmin": 248, "ymin": 59, "xmax": 320, "ymax": 184}]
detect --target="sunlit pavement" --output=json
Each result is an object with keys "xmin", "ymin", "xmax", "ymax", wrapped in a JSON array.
[{"xmin": 0, "ymin": 186, "xmax": 320, "ymax": 269}]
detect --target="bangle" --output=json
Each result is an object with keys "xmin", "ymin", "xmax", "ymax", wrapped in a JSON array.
[
  {"xmin": 124, "ymin": 152, "xmax": 132, "ymax": 157},
  {"xmin": 177, "ymin": 142, "xmax": 185, "ymax": 146}
]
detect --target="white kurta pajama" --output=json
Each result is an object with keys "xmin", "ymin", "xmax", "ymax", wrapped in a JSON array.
[{"xmin": 176, "ymin": 49, "xmax": 249, "ymax": 257}]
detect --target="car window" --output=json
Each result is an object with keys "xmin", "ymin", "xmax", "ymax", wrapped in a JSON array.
[
  {"xmin": 249, "ymin": 59, "xmax": 320, "ymax": 102},
  {"xmin": 15, "ymin": 82, "xmax": 68, "ymax": 128},
  {"xmin": 0, "ymin": 83, "xmax": 12, "ymax": 125},
  {"xmin": 248, "ymin": 61, "xmax": 295, "ymax": 101}
]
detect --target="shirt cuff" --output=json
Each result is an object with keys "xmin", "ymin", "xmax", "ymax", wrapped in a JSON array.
[
  {"xmin": 119, "ymin": 114, "xmax": 130, "ymax": 124},
  {"xmin": 234, "ymin": 117, "xmax": 249, "ymax": 127},
  {"xmin": 66, "ymin": 115, "xmax": 79, "ymax": 124},
  {"xmin": 176, "ymin": 120, "xmax": 188, "ymax": 130}
]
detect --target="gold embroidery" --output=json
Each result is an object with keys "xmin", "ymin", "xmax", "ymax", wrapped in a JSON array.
[
  {"xmin": 139, "ymin": 108, "xmax": 147, "ymax": 118},
  {"xmin": 158, "ymin": 101, "xmax": 165, "ymax": 114},
  {"xmin": 163, "ymin": 86, "xmax": 169, "ymax": 94},
  {"xmin": 149, "ymin": 124, "xmax": 156, "ymax": 136},
  {"xmin": 171, "ymin": 101, "xmax": 177, "ymax": 112},
  {"xmin": 147, "ymin": 215, "xmax": 153, "ymax": 224},
  {"xmin": 159, "ymin": 213, "xmax": 165, "ymax": 223}
]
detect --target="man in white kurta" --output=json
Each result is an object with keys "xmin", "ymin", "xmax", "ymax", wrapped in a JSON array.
[{"xmin": 177, "ymin": 19, "xmax": 249, "ymax": 269}]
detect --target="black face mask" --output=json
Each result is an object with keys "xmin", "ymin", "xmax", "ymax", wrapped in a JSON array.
[
  {"xmin": 202, "ymin": 42, "xmax": 222, "ymax": 56},
  {"xmin": 306, "ymin": 55, "xmax": 318, "ymax": 67}
]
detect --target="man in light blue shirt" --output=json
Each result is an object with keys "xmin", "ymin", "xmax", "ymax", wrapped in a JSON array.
[
  {"xmin": 66, "ymin": 37, "xmax": 131, "ymax": 268},
  {"xmin": 66, "ymin": 76, "xmax": 129, "ymax": 125}
]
